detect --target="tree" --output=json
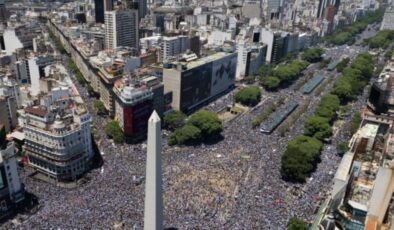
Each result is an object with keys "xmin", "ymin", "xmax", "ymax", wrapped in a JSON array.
[
  {"xmin": 332, "ymin": 81, "xmax": 354, "ymax": 103},
  {"xmin": 304, "ymin": 116, "xmax": 332, "ymax": 141},
  {"xmin": 288, "ymin": 218, "xmax": 308, "ymax": 230},
  {"xmin": 261, "ymin": 76, "xmax": 280, "ymax": 90},
  {"xmin": 87, "ymin": 84, "xmax": 95, "ymax": 95},
  {"xmin": 187, "ymin": 110, "xmax": 223, "ymax": 138},
  {"xmin": 337, "ymin": 142, "xmax": 349, "ymax": 156},
  {"xmin": 105, "ymin": 120, "xmax": 124, "ymax": 143},
  {"xmin": 349, "ymin": 112, "xmax": 362, "ymax": 135},
  {"xmin": 314, "ymin": 94, "xmax": 340, "ymax": 121},
  {"xmin": 94, "ymin": 100, "xmax": 107, "ymax": 115},
  {"xmin": 281, "ymin": 136, "xmax": 323, "ymax": 182},
  {"xmin": 167, "ymin": 125, "xmax": 201, "ymax": 146},
  {"xmin": 257, "ymin": 64, "xmax": 274, "ymax": 78},
  {"xmin": 163, "ymin": 110, "xmax": 186, "ymax": 130},
  {"xmin": 336, "ymin": 58, "xmax": 350, "ymax": 72},
  {"xmin": 301, "ymin": 47, "xmax": 324, "ymax": 63},
  {"xmin": 234, "ymin": 86, "xmax": 262, "ymax": 106}
]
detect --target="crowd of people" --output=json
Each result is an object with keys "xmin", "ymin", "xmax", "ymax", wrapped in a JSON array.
[{"xmin": 2, "ymin": 38, "xmax": 374, "ymax": 229}]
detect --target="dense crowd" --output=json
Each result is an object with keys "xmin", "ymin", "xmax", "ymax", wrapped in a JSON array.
[{"xmin": 2, "ymin": 32, "xmax": 375, "ymax": 229}]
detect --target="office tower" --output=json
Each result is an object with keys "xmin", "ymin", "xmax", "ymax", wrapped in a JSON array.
[
  {"xmin": 0, "ymin": 133, "xmax": 25, "ymax": 218},
  {"xmin": 317, "ymin": 0, "xmax": 339, "ymax": 19},
  {"xmin": 160, "ymin": 35, "xmax": 189, "ymax": 62},
  {"xmin": 163, "ymin": 52, "xmax": 236, "ymax": 113},
  {"xmin": 95, "ymin": 0, "xmax": 105, "ymax": 23},
  {"xmin": 105, "ymin": 10, "xmax": 139, "ymax": 50},
  {"xmin": 0, "ymin": 95, "xmax": 17, "ymax": 133},
  {"xmin": 0, "ymin": 0, "xmax": 6, "ymax": 25},
  {"xmin": 144, "ymin": 111, "xmax": 163, "ymax": 230},
  {"xmin": 267, "ymin": 0, "xmax": 281, "ymax": 20},
  {"xmin": 104, "ymin": 0, "xmax": 113, "ymax": 11},
  {"xmin": 128, "ymin": 0, "xmax": 148, "ymax": 20}
]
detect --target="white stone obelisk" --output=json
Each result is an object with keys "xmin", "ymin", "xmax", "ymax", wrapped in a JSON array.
[{"xmin": 144, "ymin": 110, "xmax": 163, "ymax": 230}]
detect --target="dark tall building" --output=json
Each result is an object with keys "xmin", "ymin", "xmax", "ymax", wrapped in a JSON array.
[
  {"xmin": 0, "ymin": 0, "xmax": 6, "ymax": 25},
  {"xmin": 95, "ymin": 0, "xmax": 105, "ymax": 23},
  {"xmin": 127, "ymin": 0, "xmax": 148, "ymax": 20}
]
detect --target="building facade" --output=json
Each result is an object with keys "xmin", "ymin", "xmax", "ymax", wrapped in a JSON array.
[
  {"xmin": 0, "ymin": 140, "xmax": 25, "ymax": 219},
  {"xmin": 160, "ymin": 36, "xmax": 189, "ymax": 62},
  {"xmin": 105, "ymin": 10, "xmax": 139, "ymax": 50},
  {"xmin": 163, "ymin": 52, "xmax": 236, "ymax": 113},
  {"xmin": 24, "ymin": 88, "xmax": 93, "ymax": 182},
  {"xmin": 113, "ymin": 80, "xmax": 153, "ymax": 142}
]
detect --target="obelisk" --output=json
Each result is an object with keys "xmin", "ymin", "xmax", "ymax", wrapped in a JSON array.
[{"xmin": 144, "ymin": 110, "xmax": 163, "ymax": 230}]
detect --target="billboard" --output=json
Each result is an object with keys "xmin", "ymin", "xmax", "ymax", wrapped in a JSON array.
[{"xmin": 210, "ymin": 53, "xmax": 236, "ymax": 96}]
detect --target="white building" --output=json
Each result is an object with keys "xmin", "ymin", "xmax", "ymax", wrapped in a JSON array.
[
  {"xmin": 207, "ymin": 30, "xmax": 233, "ymax": 47},
  {"xmin": 105, "ymin": 10, "xmax": 139, "ymax": 50},
  {"xmin": 23, "ymin": 73, "xmax": 93, "ymax": 182},
  {"xmin": 0, "ymin": 141, "xmax": 25, "ymax": 218},
  {"xmin": 160, "ymin": 35, "xmax": 189, "ymax": 62},
  {"xmin": 381, "ymin": 6, "xmax": 394, "ymax": 31}
]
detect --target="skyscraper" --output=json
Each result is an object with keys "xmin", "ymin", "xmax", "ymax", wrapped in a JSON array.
[
  {"xmin": 95, "ymin": 0, "xmax": 105, "ymax": 23},
  {"xmin": 104, "ymin": 0, "xmax": 113, "ymax": 11},
  {"xmin": 144, "ymin": 111, "xmax": 163, "ymax": 230},
  {"xmin": 0, "ymin": 0, "xmax": 6, "ymax": 25},
  {"xmin": 104, "ymin": 10, "xmax": 139, "ymax": 50},
  {"xmin": 128, "ymin": 0, "xmax": 148, "ymax": 20}
]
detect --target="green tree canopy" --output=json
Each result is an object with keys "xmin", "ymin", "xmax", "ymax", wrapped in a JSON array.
[
  {"xmin": 187, "ymin": 110, "xmax": 223, "ymax": 137},
  {"xmin": 94, "ymin": 100, "xmax": 107, "ymax": 115},
  {"xmin": 163, "ymin": 110, "xmax": 186, "ymax": 130},
  {"xmin": 337, "ymin": 141, "xmax": 349, "ymax": 157},
  {"xmin": 261, "ymin": 76, "xmax": 281, "ymax": 90},
  {"xmin": 105, "ymin": 120, "xmax": 124, "ymax": 143},
  {"xmin": 304, "ymin": 116, "xmax": 332, "ymax": 141},
  {"xmin": 281, "ymin": 135, "xmax": 323, "ymax": 182},
  {"xmin": 349, "ymin": 112, "xmax": 362, "ymax": 135},
  {"xmin": 288, "ymin": 218, "xmax": 308, "ymax": 230},
  {"xmin": 302, "ymin": 47, "xmax": 325, "ymax": 63},
  {"xmin": 167, "ymin": 124, "xmax": 201, "ymax": 146},
  {"xmin": 234, "ymin": 86, "xmax": 262, "ymax": 106},
  {"xmin": 336, "ymin": 58, "xmax": 350, "ymax": 72}
]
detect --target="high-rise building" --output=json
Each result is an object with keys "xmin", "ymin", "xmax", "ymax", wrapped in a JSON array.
[
  {"xmin": 0, "ymin": 0, "xmax": 6, "ymax": 25},
  {"xmin": 317, "ymin": 0, "xmax": 339, "ymax": 19},
  {"xmin": 163, "ymin": 51, "xmax": 236, "ymax": 113},
  {"xmin": 128, "ymin": 0, "xmax": 148, "ymax": 20},
  {"xmin": 104, "ymin": 0, "xmax": 113, "ymax": 12},
  {"xmin": 160, "ymin": 36, "xmax": 189, "ymax": 62},
  {"xmin": 381, "ymin": 6, "xmax": 394, "ymax": 31},
  {"xmin": 94, "ymin": 0, "xmax": 105, "ymax": 23},
  {"xmin": 144, "ymin": 110, "xmax": 163, "ymax": 230},
  {"xmin": 0, "ymin": 96, "xmax": 17, "ymax": 133},
  {"xmin": 105, "ymin": 10, "xmax": 139, "ymax": 50},
  {"xmin": 0, "ymin": 134, "xmax": 25, "ymax": 219},
  {"xmin": 24, "ymin": 87, "xmax": 93, "ymax": 182},
  {"xmin": 267, "ymin": 0, "xmax": 282, "ymax": 20}
]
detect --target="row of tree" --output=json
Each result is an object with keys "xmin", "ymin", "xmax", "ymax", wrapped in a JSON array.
[
  {"xmin": 68, "ymin": 59, "xmax": 87, "ymax": 87},
  {"xmin": 251, "ymin": 96, "xmax": 286, "ymax": 128},
  {"xmin": 325, "ymin": 9, "xmax": 384, "ymax": 45},
  {"xmin": 104, "ymin": 120, "xmax": 124, "ymax": 143},
  {"xmin": 367, "ymin": 30, "xmax": 394, "ymax": 49},
  {"xmin": 331, "ymin": 53, "xmax": 374, "ymax": 103},
  {"xmin": 165, "ymin": 110, "xmax": 223, "ymax": 146},
  {"xmin": 234, "ymin": 86, "xmax": 262, "ymax": 107},
  {"xmin": 47, "ymin": 28, "xmax": 66, "ymax": 54},
  {"xmin": 260, "ymin": 60, "xmax": 309, "ymax": 90},
  {"xmin": 301, "ymin": 47, "xmax": 325, "ymax": 63},
  {"xmin": 281, "ymin": 53, "xmax": 374, "ymax": 182}
]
